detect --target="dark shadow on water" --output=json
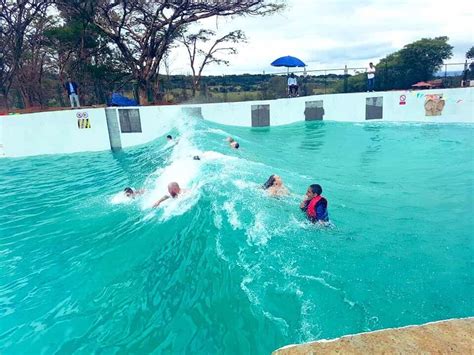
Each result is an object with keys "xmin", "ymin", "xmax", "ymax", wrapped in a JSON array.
[
  {"xmin": 299, "ymin": 121, "xmax": 327, "ymax": 152},
  {"xmin": 250, "ymin": 127, "xmax": 271, "ymax": 134},
  {"xmin": 360, "ymin": 124, "xmax": 382, "ymax": 167}
]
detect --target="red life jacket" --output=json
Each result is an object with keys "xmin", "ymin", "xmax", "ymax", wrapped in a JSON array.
[{"xmin": 306, "ymin": 195, "xmax": 322, "ymax": 219}]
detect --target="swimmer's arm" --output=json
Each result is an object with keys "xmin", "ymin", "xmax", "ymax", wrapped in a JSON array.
[
  {"xmin": 153, "ymin": 195, "xmax": 170, "ymax": 208},
  {"xmin": 136, "ymin": 189, "xmax": 145, "ymax": 195}
]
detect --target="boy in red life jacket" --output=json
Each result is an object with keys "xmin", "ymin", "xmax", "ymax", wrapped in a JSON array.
[{"xmin": 300, "ymin": 184, "xmax": 329, "ymax": 224}]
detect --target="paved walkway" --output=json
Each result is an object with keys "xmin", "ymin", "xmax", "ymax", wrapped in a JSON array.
[{"xmin": 273, "ymin": 317, "xmax": 473, "ymax": 354}]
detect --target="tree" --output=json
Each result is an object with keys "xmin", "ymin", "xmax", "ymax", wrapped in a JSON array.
[
  {"xmin": 466, "ymin": 46, "xmax": 474, "ymax": 60},
  {"xmin": 377, "ymin": 36, "xmax": 453, "ymax": 90},
  {"xmin": 14, "ymin": 13, "xmax": 54, "ymax": 108},
  {"xmin": 81, "ymin": 0, "xmax": 283, "ymax": 104},
  {"xmin": 47, "ymin": 1, "xmax": 131, "ymax": 106},
  {"xmin": 334, "ymin": 37, "xmax": 454, "ymax": 93},
  {"xmin": 0, "ymin": 0, "xmax": 50, "ymax": 109},
  {"xmin": 465, "ymin": 46, "xmax": 474, "ymax": 81},
  {"xmin": 180, "ymin": 29, "xmax": 246, "ymax": 97}
]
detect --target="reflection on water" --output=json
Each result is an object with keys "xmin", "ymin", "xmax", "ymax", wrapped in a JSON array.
[
  {"xmin": 299, "ymin": 121, "xmax": 327, "ymax": 152},
  {"xmin": 360, "ymin": 124, "xmax": 383, "ymax": 167}
]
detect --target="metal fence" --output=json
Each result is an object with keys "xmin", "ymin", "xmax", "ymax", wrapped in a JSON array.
[
  {"xmin": 200, "ymin": 61, "xmax": 470, "ymax": 103},
  {"xmin": 77, "ymin": 61, "xmax": 473, "ymax": 105}
]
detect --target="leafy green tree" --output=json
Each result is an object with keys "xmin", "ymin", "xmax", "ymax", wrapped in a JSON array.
[
  {"xmin": 336, "ymin": 36, "xmax": 454, "ymax": 93},
  {"xmin": 46, "ymin": 1, "xmax": 131, "ymax": 106},
  {"xmin": 465, "ymin": 46, "xmax": 474, "ymax": 81},
  {"xmin": 466, "ymin": 46, "xmax": 474, "ymax": 59},
  {"xmin": 378, "ymin": 36, "xmax": 453, "ymax": 90}
]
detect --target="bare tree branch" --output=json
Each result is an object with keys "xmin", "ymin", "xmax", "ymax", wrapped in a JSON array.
[{"xmin": 180, "ymin": 29, "xmax": 247, "ymax": 96}]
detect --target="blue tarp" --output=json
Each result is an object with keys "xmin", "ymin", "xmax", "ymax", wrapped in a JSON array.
[{"xmin": 109, "ymin": 93, "xmax": 138, "ymax": 106}]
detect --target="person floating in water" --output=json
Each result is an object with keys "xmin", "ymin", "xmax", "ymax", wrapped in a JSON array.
[
  {"xmin": 153, "ymin": 182, "xmax": 185, "ymax": 208},
  {"xmin": 262, "ymin": 174, "xmax": 289, "ymax": 196},
  {"xmin": 123, "ymin": 187, "xmax": 144, "ymax": 198},
  {"xmin": 300, "ymin": 184, "xmax": 329, "ymax": 224},
  {"xmin": 227, "ymin": 136, "xmax": 240, "ymax": 149}
]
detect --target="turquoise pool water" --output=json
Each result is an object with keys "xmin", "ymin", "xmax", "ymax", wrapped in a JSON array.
[{"xmin": 1, "ymin": 119, "xmax": 473, "ymax": 353}]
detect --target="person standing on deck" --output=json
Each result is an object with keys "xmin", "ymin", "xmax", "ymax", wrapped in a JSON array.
[{"xmin": 64, "ymin": 77, "xmax": 80, "ymax": 108}]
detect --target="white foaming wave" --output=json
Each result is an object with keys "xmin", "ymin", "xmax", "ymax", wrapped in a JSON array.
[
  {"xmin": 162, "ymin": 139, "xmax": 177, "ymax": 151},
  {"xmin": 223, "ymin": 201, "xmax": 242, "ymax": 229},
  {"xmin": 140, "ymin": 114, "xmax": 235, "ymax": 218},
  {"xmin": 200, "ymin": 150, "xmax": 234, "ymax": 161},
  {"xmin": 110, "ymin": 191, "xmax": 133, "ymax": 205},
  {"xmin": 240, "ymin": 274, "xmax": 260, "ymax": 306},
  {"xmin": 215, "ymin": 234, "xmax": 228, "ymax": 262},
  {"xmin": 300, "ymin": 299, "xmax": 321, "ymax": 341},
  {"xmin": 262, "ymin": 310, "xmax": 290, "ymax": 335},
  {"xmin": 246, "ymin": 211, "xmax": 272, "ymax": 246},
  {"xmin": 141, "ymin": 117, "xmax": 200, "ymax": 208},
  {"xmin": 211, "ymin": 202, "xmax": 223, "ymax": 229},
  {"xmin": 233, "ymin": 179, "xmax": 259, "ymax": 190},
  {"xmin": 294, "ymin": 274, "xmax": 340, "ymax": 291},
  {"xmin": 159, "ymin": 188, "xmax": 200, "ymax": 222},
  {"xmin": 141, "ymin": 149, "xmax": 234, "ymax": 211},
  {"xmin": 282, "ymin": 262, "xmax": 340, "ymax": 291}
]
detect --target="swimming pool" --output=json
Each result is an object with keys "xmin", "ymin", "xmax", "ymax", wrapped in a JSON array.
[{"xmin": 1, "ymin": 119, "xmax": 473, "ymax": 353}]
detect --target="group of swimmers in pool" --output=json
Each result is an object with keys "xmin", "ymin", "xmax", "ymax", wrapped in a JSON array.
[{"xmin": 123, "ymin": 135, "xmax": 329, "ymax": 224}]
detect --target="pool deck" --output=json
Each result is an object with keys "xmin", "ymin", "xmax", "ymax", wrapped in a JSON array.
[{"xmin": 273, "ymin": 317, "xmax": 473, "ymax": 354}]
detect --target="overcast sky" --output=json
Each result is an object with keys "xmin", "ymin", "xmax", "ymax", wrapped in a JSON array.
[{"xmin": 167, "ymin": 0, "xmax": 473, "ymax": 76}]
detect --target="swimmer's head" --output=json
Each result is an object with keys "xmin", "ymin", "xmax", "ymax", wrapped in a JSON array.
[
  {"xmin": 306, "ymin": 184, "xmax": 322, "ymax": 198},
  {"xmin": 124, "ymin": 187, "xmax": 134, "ymax": 197},
  {"xmin": 273, "ymin": 175, "xmax": 282, "ymax": 186},
  {"xmin": 168, "ymin": 182, "xmax": 180, "ymax": 198},
  {"xmin": 166, "ymin": 135, "xmax": 172, "ymax": 141},
  {"xmin": 230, "ymin": 141, "xmax": 239, "ymax": 149},
  {"xmin": 263, "ymin": 175, "xmax": 275, "ymax": 189},
  {"xmin": 193, "ymin": 156, "xmax": 201, "ymax": 160}
]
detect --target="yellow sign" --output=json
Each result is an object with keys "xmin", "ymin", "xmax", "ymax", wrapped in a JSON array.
[{"xmin": 77, "ymin": 118, "xmax": 91, "ymax": 129}]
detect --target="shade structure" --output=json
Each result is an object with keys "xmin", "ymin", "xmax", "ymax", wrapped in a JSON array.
[
  {"xmin": 271, "ymin": 55, "xmax": 306, "ymax": 68},
  {"xmin": 412, "ymin": 81, "xmax": 432, "ymax": 87}
]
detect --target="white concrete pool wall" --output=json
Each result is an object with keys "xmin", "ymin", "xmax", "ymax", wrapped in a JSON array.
[
  {"xmin": 0, "ymin": 108, "xmax": 110, "ymax": 157},
  {"xmin": 197, "ymin": 87, "xmax": 473, "ymax": 126},
  {"xmin": 0, "ymin": 87, "xmax": 472, "ymax": 157}
]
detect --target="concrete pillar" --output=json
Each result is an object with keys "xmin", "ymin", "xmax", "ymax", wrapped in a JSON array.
[{"xmin": 105, "ymin": 108, "xmax": 122, "ymax": 151}]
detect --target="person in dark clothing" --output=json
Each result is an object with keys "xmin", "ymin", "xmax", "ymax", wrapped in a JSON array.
[
  {"xmin": 300, "ymin": 184, "xmax": 329, "ymax": 224},
  {"xmin": 64, "ymin": 77, "xmax": 80, "ymax": 108}
]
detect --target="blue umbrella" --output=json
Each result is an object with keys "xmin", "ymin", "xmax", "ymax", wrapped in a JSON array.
[{"xmin": 271, "ymin": 55, "xmax": 306, "ymax": 74}]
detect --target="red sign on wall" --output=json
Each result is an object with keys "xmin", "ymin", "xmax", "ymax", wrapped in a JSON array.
[{"xmin": 399, "ymin": 95, "xmax": 406, "ymax": 105}]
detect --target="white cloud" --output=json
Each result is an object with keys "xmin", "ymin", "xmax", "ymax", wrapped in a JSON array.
[{"xmin": 167, "ymin": 0, "xmax": 474, "ymax": 75}]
